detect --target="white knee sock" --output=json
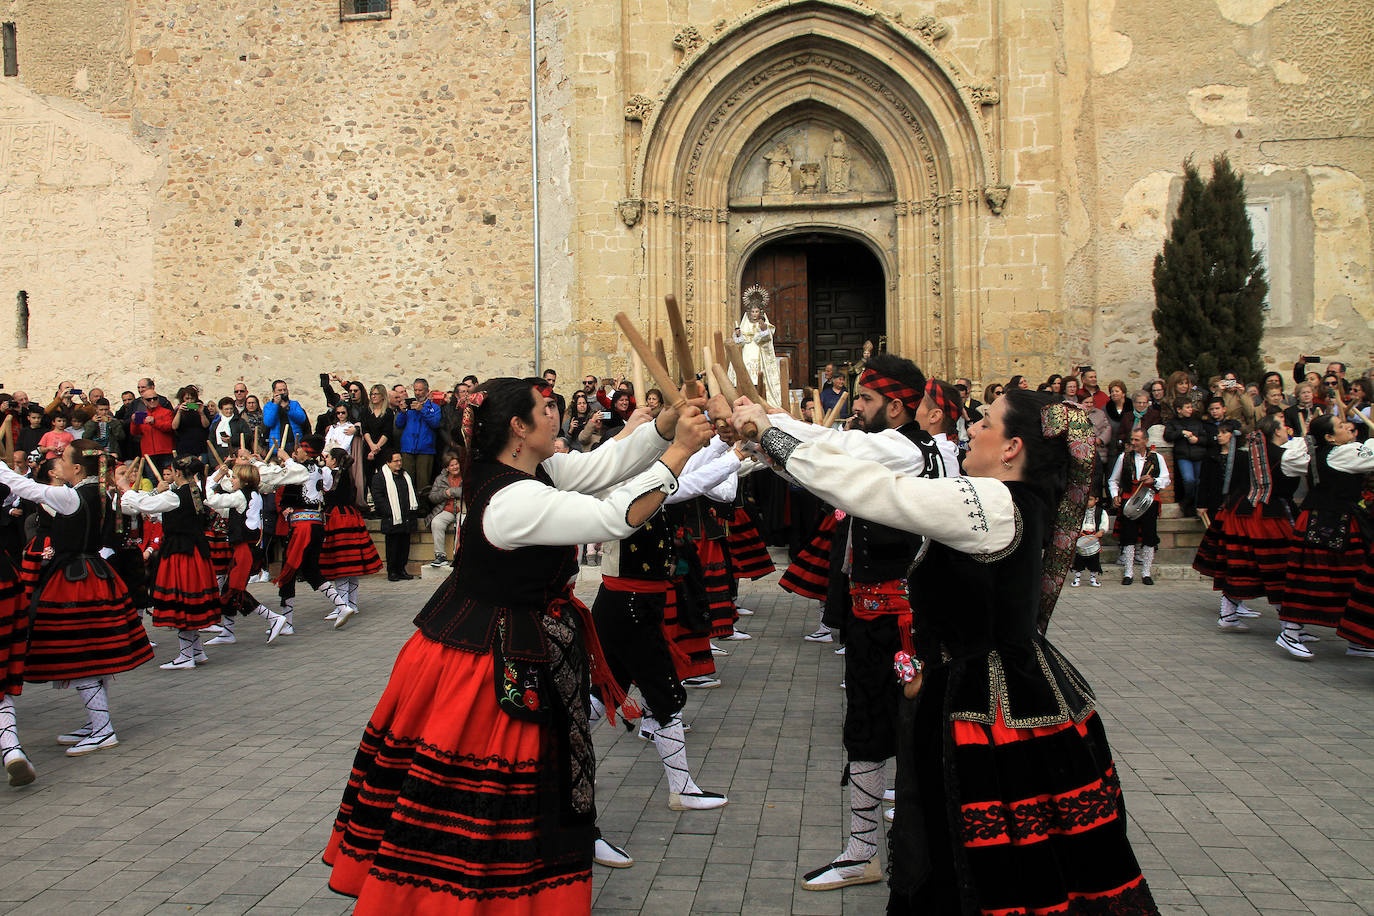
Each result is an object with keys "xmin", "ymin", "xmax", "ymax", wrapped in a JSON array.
[
  {"xmin": 842, "ymin": 760, "xmax": 884, "ymax": 863},
  {"xmin": 1141, "ymin": 546, "xmax": 1155, "ymax": 577},
  {"xmin": 322, "ymin": 581, "xmax": 348, "ymax": 614},
  {"xmin": 73, "ymin": 678, "xmax": 113, "ymax": 738},
  {"xmin": 220, "ymin": 615, "xmax": 236, "ymax": 636},
  {"xmin": 651, "ymin": 715, "xmax": 701, "ymax": 795},
  {"xmin": 1121, "ymin": 545, "xmax": 1136, "ymax": 578},
  {"xmin": 345, "ymin": 578, "xmax": 359, "ymax": 610},
  {"xmin": 0, "ymin": 695, "xmax": 21, "ymax": 761},
  {"xmin": 1220, "ymin": 595, "xmax": 1236, "ymax": 617}
]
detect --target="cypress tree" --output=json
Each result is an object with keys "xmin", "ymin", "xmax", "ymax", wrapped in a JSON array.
[{"xmin": 1151, "ymin": 155, "xmax": 1268, "ymax": 383}]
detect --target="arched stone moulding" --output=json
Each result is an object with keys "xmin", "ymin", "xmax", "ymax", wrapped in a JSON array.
[{"xmin": 625, "ymin": 0, "xmax": 1002, "ymax": 379}]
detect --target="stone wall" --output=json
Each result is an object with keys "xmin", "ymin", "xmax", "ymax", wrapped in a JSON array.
[{"xmin": 0, "ymin": 0, "xmax": 1368, "ymax": 402}]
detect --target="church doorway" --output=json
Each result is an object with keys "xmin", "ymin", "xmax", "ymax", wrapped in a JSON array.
[{"xmin": 739, "ymin": 235, "xmax": 885, "ymax": 391}]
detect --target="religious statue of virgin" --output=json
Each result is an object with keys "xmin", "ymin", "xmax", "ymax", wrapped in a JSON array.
[{"xmin": 731, "ymin": 285, "xmax": 783, "ymax": 406}]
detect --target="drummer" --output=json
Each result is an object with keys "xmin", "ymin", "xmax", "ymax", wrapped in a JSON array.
[{"xmin": 1109, "ymin": 429, "xmax": 1170, "ymax": 585}]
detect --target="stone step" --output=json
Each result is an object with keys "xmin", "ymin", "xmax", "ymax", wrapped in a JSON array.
[{"xmin": 1072, "ymin": 564, "xmax": 1205, "ymax": 583}]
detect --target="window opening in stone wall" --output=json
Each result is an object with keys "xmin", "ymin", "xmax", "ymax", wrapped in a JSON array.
[
  {"xmin": 339, "ymin": 0, "xmax": 390, "ymax": 22},
  {"xmin": 16, "ymin": 291, "xmax": 28, "ymax": 349},
  {"xmin": 1246, "ymin": 202, "xmax": 1272, "ymax": 313},
  {"xmin": 2, "ymin": 23, "xmax": 17, "ymax": 78}
]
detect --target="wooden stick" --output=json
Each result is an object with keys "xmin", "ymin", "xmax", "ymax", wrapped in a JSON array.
[
  {"xmin": 710, "ymin": 364, "xmax": 756, "ymax": 440},
  {"xmin": 207, "ymin": 440, "xmax": 225, "ymax": 470},
  {"xmin": 822, "ymin": 392, "xmax": 849, "ymax": 427},
  {"xmin": 252, "ymin": 425, "xmax": 259, "ymax": 455},
  {"xmin": 710, "ymin": 364, "xmax": 740, "ymax": 404},
  {"xmin": 141, "ymin": 454, "xmax": 159, "ymax": 483},
  {"xmin": 700, "ymin": 347, "xmax": 716, "ymax": 397},
  {"xmin": 654, "ymin": 338, "xmax": 670, "ymax": 379},
  {"xmin": 240, "ymin": 432, "xmax": 246, "ymax": 451},
  {"xmin": 663, "ymin": 294, "xmax": 697, "ymax": 395},
  {"xmin": 631, "ymin": 351, "xmax": 647, "ymax": 406},
  {"xmin": 789, "ymin": 390, "xmax": 803, "ymax": 421},
  {"xmin": 614, "ymin": 313, "xmax": 688, "ymax": 408},
  {"xmin": 712, "ymin": 330, "xmax": 728, "ymax": 367},
  {"xmin": 810, "ymin": 388, "xmax": 823, "ymax": 424},
  {"xmin": 724, "ymin": 342, "xmax": 769, "ymax": 408}
]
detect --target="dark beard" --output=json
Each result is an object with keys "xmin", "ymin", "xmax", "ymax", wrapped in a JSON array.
[{"xmin": 858, "ymin": 410, "xmax": 888, "ymax": 433}]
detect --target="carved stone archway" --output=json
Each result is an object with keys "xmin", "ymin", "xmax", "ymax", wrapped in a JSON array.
[{"xmin": 623, "ymin": 0, "xmax": 1004, "ymax": 378}]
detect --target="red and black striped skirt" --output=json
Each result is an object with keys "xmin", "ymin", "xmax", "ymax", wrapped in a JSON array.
[
  {"xmin": 324, "ymin": 632, "xmax": 592, "ymax": 915},
  {"xmin": 1338, "ymin": 555, "xmax": 1374, "ymax": 649},
  {"xmin": 1191, "ymin": 506, "xmax": 1293, "ymax": 602},
  {"xmin": 150, "ymin": 550, "xmax": 223, "ymax": 631},
  {"xmin": 319, "ymin": 506, "xmax": 384, "ymax": 580},
  {"xmin": 725, "ymin": 507, "xmax": 775, "ymax": 580},
  {"xmin": 780, "ymin": 512, "xmax": 836, "ymax": 600},
  {"xmin": 24, "ymin": 558, "xmax": 153, "ymax": 683},
  {"xmin": 1281, "ymin": 511, "xmax": 1365, "ymax": 629},
  {"xmin": 700, "ymin": 538, "xmax": 737, "ymax": 638},
  {"xmin": 661, "ymin": 578, "xmax": 715, "ymax": 680},
  {"xmin": 0, "ymin": 556, "xmax": 26, "ymax": 696},
  {"xmin": 206, "ymin": 526, "xmax": 234, "ymax": 581},
  {"xmin": 19, "ymin": 535, "xmax": 50, "ymax": 603}
]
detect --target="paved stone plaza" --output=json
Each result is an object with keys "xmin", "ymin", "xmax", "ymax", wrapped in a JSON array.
[{"xmin": 1, "ymin": 562, "xmax": 1372, "ymax": 915}]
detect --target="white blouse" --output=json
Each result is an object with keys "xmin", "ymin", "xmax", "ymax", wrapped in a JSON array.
[
  {"xmin": 784, "ymin": 439, "xmax": 1019, "ymax": 555},
  {"xmin": 484, "ymin": 419, "xmax": 679, "ymax": 550}
]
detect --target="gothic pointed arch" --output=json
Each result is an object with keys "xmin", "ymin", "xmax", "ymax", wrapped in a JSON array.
[{"xmin": 624, "ymin": 0, "xmax": 1004, "ymax": 376}]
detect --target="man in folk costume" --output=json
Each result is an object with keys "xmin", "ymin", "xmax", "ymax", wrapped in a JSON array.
[
  {"xmin": 1109, "ymin": 428, "xmax": 1170, "ymax": 585},
  {"xmin": 264, "ymin": 436, "xmax": 353, "ymax": 629},
  {"xmin": 760, "ymin": 353, "xmax": 945, "ymax": 891},
  {"xmin": 915, "ymin": 378, "xmax": 965, "ymax": 478}
]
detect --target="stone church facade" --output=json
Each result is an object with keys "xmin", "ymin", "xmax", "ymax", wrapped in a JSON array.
[{"xmin": 1, "ymin": 0, "xmax": 1369, "ymax": 395}]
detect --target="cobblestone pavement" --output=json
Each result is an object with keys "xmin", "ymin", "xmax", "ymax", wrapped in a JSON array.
[{"xmin": 1, "ymin": 561, "xmax": 1372, "ymax": 915}]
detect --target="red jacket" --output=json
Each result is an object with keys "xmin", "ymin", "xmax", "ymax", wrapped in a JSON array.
[{"xmin": 131, "ymin": 404, "xmax": 175, "ymax": 456}]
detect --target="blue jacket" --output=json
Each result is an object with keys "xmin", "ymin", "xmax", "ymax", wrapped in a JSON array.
[
  {"xmin": 262, "ymin": 398, "xmax": 309, "ymax": 449},
  {"xmin": 396, "ymin": 400, "xmax": 442, "ymax": 454}
]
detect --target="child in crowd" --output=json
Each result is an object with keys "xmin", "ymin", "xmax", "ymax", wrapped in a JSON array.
[{"xmin": 1070, "ymin": 493, "xmax": 1109, "ymax": 588}]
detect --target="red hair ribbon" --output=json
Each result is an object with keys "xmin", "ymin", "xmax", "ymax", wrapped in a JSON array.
[
  {"xmin": 859, "ymin": 368, "xmax": 920, "ymax": 413},
  {"xmin": 924, "ymin": 379, "xmax": 962, "ymax": 421}
]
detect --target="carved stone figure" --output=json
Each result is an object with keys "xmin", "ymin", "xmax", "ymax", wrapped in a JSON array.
[
  {"xmin": 824, "ymin": 130, "xmax": 851, "ymax": 193},
  {"xmin": 798, "ymin": 162, "xmax": 821, "ymax": 192},
  {"xmin": 764, "ymin": 142, "xmax": 794, "ymax": 194}
]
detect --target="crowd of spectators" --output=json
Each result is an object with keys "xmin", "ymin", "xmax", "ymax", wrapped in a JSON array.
[{"xmin": 1, "ymin": 353, "xmax": 1367, "ymax": 518}]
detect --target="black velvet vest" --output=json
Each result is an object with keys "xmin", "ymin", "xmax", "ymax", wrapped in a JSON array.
[
  {"xmin": 1301, "ymin": 446, "xmax": 1364, "ymax": 514},
  {"xmin": 50, "ymin": 483, "xmax": 109, "ymax": 556},
  {"xmin": 849, "ymin": 422, "xmax": 943, "ymax": 584},
  {"xmin": 909, "ymin": 482, "xmax": 1094, "ymax": 728},
  {"xmin": 607, "ymin": 508, "xmax": 674, "ymax": 581},
  {"xmin": 413, "ymin": 461, "xmax": 578, "ymax": 663},
  {"xmin": 668, "ymin": 495, "xmax": 729, "ymax": 541}
]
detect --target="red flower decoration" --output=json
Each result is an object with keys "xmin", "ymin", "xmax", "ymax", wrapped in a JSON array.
[{"xmin": 523, "ymin": 689, "xmax": 539, "ymax": 710}]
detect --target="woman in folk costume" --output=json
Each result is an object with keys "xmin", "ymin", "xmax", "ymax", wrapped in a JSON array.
[
  {"xmin": 1192, "ymin": 414, "xmax": 1301, "ymax": 634},
  {"xmin": 324, "ymin": 377, "xmax": 712, "ymax": 915},
  {"xmin": 1277, "ymin": 415, "xmax": 1374, "ymax": 659},
  {"xmin": 201, "ymin": 462, "xmax": 290, "ymax": 645},
  {"xmin": 119, "ymin": 455, "xmax": 223, "ymax": 670},
  {"xmin": 733, "ymin": 390, "xmax": 1157, "ymax": 914},
  {"xmin": 318, "ymin": 447, "xmax": 382, "ymax": 620},
  {"xmin": 0, "ymin": 491, "xmax": 29, "ymax": 785},
  {"xmin": 0, "ymin": 441, "xmax": 154, "ymax": 760},
  {"xmin": 17, "ymin": 457, "xmax": 61, "ymax": 601},
  {"xmin": 731, "ymin": 285, "xmax": 783, "ymax": 406},
  {"xmin": 266, "ymin": 436, "xmax": 356, "ymax": 627}
]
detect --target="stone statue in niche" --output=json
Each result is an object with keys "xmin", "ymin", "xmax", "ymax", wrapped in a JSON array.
[
  {"xmin": 764, "ymin": 143, "xmax": 794, "ymax": 194},
  {"xmin": 798, "ymin": 163, "xmax": 821, "ymax": 192},
  {"xmin": 825, "ymin": 130, "xmax": 851, "ymax": 193}
]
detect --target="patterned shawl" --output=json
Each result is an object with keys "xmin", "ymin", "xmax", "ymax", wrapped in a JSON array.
[{"xmin": 1038, "ymin": 401, "xmax": 1096, "ymax": 633}]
